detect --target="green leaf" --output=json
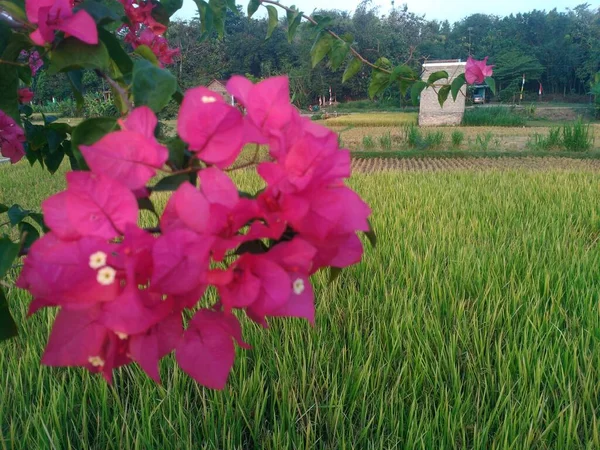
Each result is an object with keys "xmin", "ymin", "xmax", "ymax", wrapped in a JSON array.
[
  {"xmin": 286, "ymin": 8, "xmax": 302, "ymax": 43},
  {"xmin": 411, "ymin": 80, "xmax": 428, "ymax": 106},
  {"xmin": 427, "ymin": 70, "xmax": 448, "ymax": 86},
  {"xmin": 369, "ymin": 69, "xmax": 392, "ymax": 99},
  {"xmin": 99, "ymin": 28, "xmax": 133, "ymax": 78},
  {"xmin": 265, "ymin": 5, "xmax": 278, "ymax": 39},
  {"xmin": 166, "ymin": 137, "xmax": 185, "ymax": 169},
  {"xmin": 0, "ymin": 23, "xmax": 11, "ymax": 56},
  {"xmin": 78, "ymin": 0, "xmax": 124, "ymax": 25},
  {"xmin": 310, "ymin": 33, "xmax": 333, "ymax": 68},
  {"xmin": 28, "ymin": 212, "xmax": 47, "ymax": 232},
  {"xmin": 0, "ymin": 204, "xmax": 7, "ymax": 214},
  {"xmin": 48, "ymin": 38, "xmax": 109, "ymax": 75},
  {"xmin": 71, "ymin": 117, "xmax": 118, "ymax": 170},
  {"xmin": 329, "ymin": 39, "xmax": 350, "ymax": 71},
  {"xmin": 0, "ymin": 0, "xmax": 26, "ymax": 21},
  {"xmin": 137, "ymin": 197, "xmax": 159, "ymax": 220},
  {"xmin": 151, "ymin": 174, "xmax": 190, "ymax": 192},
  {"xmin": 451, "ymin": 73, "xmax": 466, "ymax": 101},
  {"xmin": 7, "ymin": 204, "xmax": 30, "ymax": 226},
  {"xmin": 364, "ymin": 219, "xmax": 376, "ymax": 248},
  {"xmin": 132, "ymin": 59, "xmax": 178, "ymax": 113},
  {"xmin": 207, "ymin": 0, "xmax": 226, "ymax": 38},
  {"xmin": 485, "ymin": 76, "xmax": 496, "ymax": 95},
  {"xmin": 0, "ymin": 237, "xmax": 19, "ymax": 278},
  {"xmin": 67, "ymin": 70, "xmax": 85, "ymax": 113},
  {"xmin": 134, "ymin": 44, "xmax": 161, "ymax": 66},
  {"xmin": 18, "ymin": 221, "xmax": 39, "ymax": 249},
  {"xmin": 43, "ymin": 146, "xmax": 65, "ymax": 173},
  {"xmin": 160, "ymin": 0, "xmax": 183, "ymax": 17},
  {"xmin": 437, "ymin": 85, "xmax": 451, "ymax": 108},
  {"xmin": 342, "ymin": 57, "xmax": 362, "ymax": 83},
  {"xmin": 247, "ymin": 0, "xmax": 260, "ymax": 18},
  {"xmin": 0, "ymin": 65, "xmax": 19, "ymax": 122},
  {"xmin": 0, "ymin": 288, "xmax": 18, "ymax": 342}
]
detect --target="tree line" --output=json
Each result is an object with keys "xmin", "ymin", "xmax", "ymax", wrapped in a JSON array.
[{"xmin": 34, "ymin": 1, "xmax": 600, "ymax": 107}]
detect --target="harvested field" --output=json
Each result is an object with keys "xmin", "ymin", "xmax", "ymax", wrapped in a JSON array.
[{"xmin": 351, "ymin": 156, "xmax": 600, "ymax": 173}]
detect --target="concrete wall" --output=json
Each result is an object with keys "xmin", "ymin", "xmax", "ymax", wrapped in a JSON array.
[{"xmin": 419, "ymin": 62, "xmax": 466, "ymax": 127}]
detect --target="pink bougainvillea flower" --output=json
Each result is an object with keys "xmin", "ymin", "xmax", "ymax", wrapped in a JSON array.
[
  {"xmin": 151, "ymin": 229, "xmax": 213, "ymax": 296},
  {"xmin": 128, "ymin": 314, "xmax": 182, "ymax": 383},
  {"xmin": 217, "ymin": 254, "xmax": 291, "ymax": 314},
  {"xmin": 18, "ymin": 88, "xmax": 34, "ymax": 104},
  {"xmin": 226, "ymin": 76, "xmax": 299, "ymax": 155},
  {"xmin": 16, "ymin": 233, "xmax": 120, "ymax": 311},
  {"xmin": 119, "ymin": 0, "xmax": 166, "ymax": 37},
  {"xmin": 26, "ymin": 0, "xmax": 98, "ymax": 46},
  {"xmin": 0, "ymin": 110, "xmax": 25, "ymax": 163},
  {"xmin": 80, "ymin": 106, "xmax": 168, "ymax": 192},
  {"xmin": 176, "ymin": 309, "xmax": 250, "ymax": 389},
  {"xmin": 178, "ymin": 86, "xmax": 245, "ymax": 168},
  {"xmin": 134, "ymin": 28, "xmax": 180, "ymax": 66},
  {"xmin": 20, "ymin": 50, "xmax": 44, "ymax": 76},
  {"xmin": 465, "ymin": 56, "xmax": 494, "ymax": 85},
  {"xmin": 246, "ymin": 238, "xmax": 317, "ymax": 326},
  {"xmin": 43, "ymin": 172, "xmax": 138, "ymax": 240}
]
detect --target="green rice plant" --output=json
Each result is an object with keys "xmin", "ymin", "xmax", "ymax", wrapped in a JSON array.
[
  {"xmin": 325, "ymin": 112, "xmax": 418, "ymax": 127},
  {"xmin": 404, "ymin": 123, "xmax": 423, "ymax": 148},
  {"xmin": 562, "ymin": 119, "xmax": 593, "ymax": 152},
  {"xmin": 451, "ymin": 130, "xmax": 464, "ymax": 148},
  {"xmin": 471, "ymin": 132, "xmax": 494, "ymax": 151},
  {"xmin": 4, "ymin": 162, "xmax": 600, "ymax": 449},
  {"xmin": 527, "ymin": 127, "xmax": 562, "ymax": 150},
  {"xmin": 362, "ymin": 135, "xmax": 376, "ymax": 150},
  {"xmin": 462, "ymin": 106, "xmax": 526, "ymax": 127},
  {"xmin": 378, "ymin": 131, "xmax": 392, "ymax": 150},
  {"xmin": 423, "ymin": 130, "xmax": 444, "ymax": 149}
]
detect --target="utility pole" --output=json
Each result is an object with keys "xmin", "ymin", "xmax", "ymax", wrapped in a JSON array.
[{"xmin": 468, "ymin": 27, "xmax": 473, "ymax": 56}]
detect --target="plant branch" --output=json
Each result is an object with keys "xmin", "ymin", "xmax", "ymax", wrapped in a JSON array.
[
  {"xmin": 0, "ymin": 59, "xmax": 27, "ymax": 67},
  {"xmin": 0, "ymin": 6, "xmax": 35, "ymax": 30},
  {"xmin": 259, "ymin": 0, "xmax": 392, "ymax": 74},
  {"xmin": 95, "ymin": 70, "xmax": 133, "ymax": 113}
]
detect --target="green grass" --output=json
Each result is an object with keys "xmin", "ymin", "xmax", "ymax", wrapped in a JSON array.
[
  {"xmin": 3, "ymin": 162, "xmax": 600, "ymax": 448},
  {"xmin": 463, "ymin": 107, "xmax": 527, "ymax": 127}
]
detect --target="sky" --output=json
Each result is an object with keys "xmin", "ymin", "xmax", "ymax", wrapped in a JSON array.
[{"xmin": 173, "ymin": 0, "xmax": 578, "ymax": 24}]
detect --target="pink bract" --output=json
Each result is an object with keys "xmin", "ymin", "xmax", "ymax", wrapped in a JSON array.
[
  {"xmin": 27, "ymin": 0, "xmax": 98, "ymax": 46},
  {"xmin": 0, "ymin": 110, "xmax": 25, "ymax": 163},
  {"xmin": 465, "ymin": 56, "xmax": 494, "ymax": 85},
  {"xmin": 178, "ymin": 86, "xmax": 245, "ymax": 168}
]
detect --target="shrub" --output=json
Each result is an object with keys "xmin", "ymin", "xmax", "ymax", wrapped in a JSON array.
[
  {"xmin": 527, "ymin": 127, "xmax": 562, "ymax": 150},
  {"xmin": 562, "ymin": 120, "xmax": 593, "ymax": 152},
  {"xmin": 424, "ymin": 131, "xmax": 444, "ymax": 149},
  {"xmin": 470, "ymin": 132, "xmax": 494, "ymax": 151},
  {"xmin": 451, "ymin": 130, "xmax": 464, "ymax": 148},
  {"xmin": 378, "ymin": 132, "xmax": 392, "ymax": 151},
  {"xmin": 404, "ymin": 123, "xmax": 422, "ymax": 148},
  {"xmin": 462, "ymin": 106, "xmax": 526, "ymax": 127},
  {"xmin": 362, "ymin": 135, "xmax": 375, "ymax": 150}
]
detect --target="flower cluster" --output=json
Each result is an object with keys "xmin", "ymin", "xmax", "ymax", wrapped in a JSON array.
[
  {"xmin": 18, "ymin": 76, "xmax": 371, "ymax": 388},
  {"xmin": 119, "ymin": 0, "xmax": 179, "ymax": 66},
  {"xmin": 0, "ymin": 111, "xmax": 26, "ymax": 163},
  {"xmin": 19, "ymin": 50, "xmax": 44, "ymax": 76}
]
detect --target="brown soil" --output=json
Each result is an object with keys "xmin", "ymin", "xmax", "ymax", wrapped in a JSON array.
[{"xmin": 351, "ymin": 157, "xmax": 600, "ymax": 173}]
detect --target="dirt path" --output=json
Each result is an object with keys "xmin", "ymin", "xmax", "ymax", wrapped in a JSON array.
[{"xmin": 352, "ymin": 157, "xmax": 600, "ymax": 173}]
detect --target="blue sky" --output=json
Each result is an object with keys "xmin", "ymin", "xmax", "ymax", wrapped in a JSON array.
[{"xmin": 173, "ymin": 0, "xmax": 579, "ymax": 24}]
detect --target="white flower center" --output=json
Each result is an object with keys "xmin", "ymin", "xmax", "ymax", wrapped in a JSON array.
[
  {"xmin": 97, "ymin": 267, "xmax": 116, "ymax": 286},
  {"xmin": 89, "ymin": 251, "xmax": 107, "ymax": 269},
  {"xmin": 115, "ymin": 332, "xmax": 128, "ymax": 340},
  {"xmin": 201, "ymin": 95, "xmax": 217, "ymax": 104},
  {"xmin": 293, "ymin": 278, "xmax": 305, "ymax": 295},
  {"xmin": 88, "ymin": 356, "xmax": 105, "ymax": 368}
]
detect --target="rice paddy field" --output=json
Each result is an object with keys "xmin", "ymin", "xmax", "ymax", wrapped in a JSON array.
[{"xmin": 2, "ymin": 157, "xmax": 600, "ymax": 449}]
